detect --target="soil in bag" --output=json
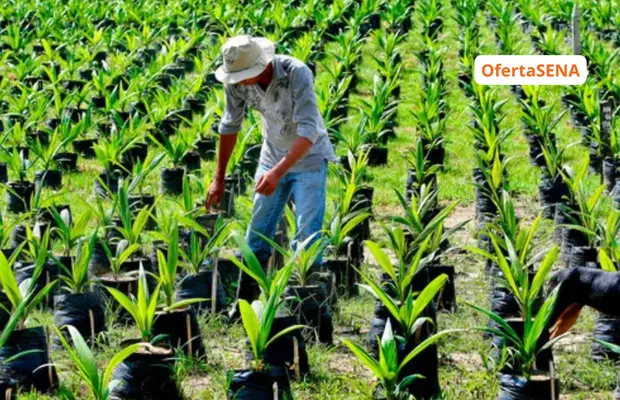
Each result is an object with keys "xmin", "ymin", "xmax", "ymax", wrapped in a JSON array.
[
  {"xmin": 152, "ymin": 308, "xmax": 206, "ymax": 358},
  {"xmin": 0, "ymin": 327, "xmax": 58, "ymax": 393},
  {"xmin": 260, "ymin": 315, "xmax": 310, "ymax": 378},
  {"xmin": 284, "ymin": 285, "xmax": 333, "ymax": 345},
  {"xmin": 497, "ymin": 373, "xmax": 559, "ymax": 400},
  {"xmin": 53, "ymin": 291, "xmax": 106, "ymax": 347},
  {"xmin": 228, "ymin": 366, "xmax": 292, "ymax": 400},
  {"xmin": 591, "ymin": 313, "xmax": 620, "ymax": 363},
  {"xmin": 110, "ymin": 343, "xmax": 182, "ymax": 400},
  {"xmin": 160, "ymin": 168, "xmax": 185, "ymax": 195},
  {"xmin": 175, "ymin": 268, "xmax": 227, "ymax": 314}
]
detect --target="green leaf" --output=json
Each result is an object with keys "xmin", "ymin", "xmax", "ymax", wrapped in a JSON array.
[
  {"xmin": 0, "ymin": 250, "xmax": 22, "ymax": 309},
  {"xmin": 411, "ymin": 274, "xmax": 447, "ymax": 326},
  {"xmin": 399, "ymin": 329, "xmax": 464, "ymax": 369},
  {"xmin": 239, "ymin": 299, "xmax": 261, "ymax": 360},
  {"xmin": 164, "ymin": 298, "xmax": 209, "ymax": 311},
  {"xmin": 343, "ymin": 339, "xmax": 386, "ymax": 379},
  {"xmin": 465, "ymin": 301, "xmax": 522, "ymax": 347},
  {"xmin": 600, "ymin": 249, "xmax": 617, "ymax": 272},
  {"xmin": 103, "ymin": 343, "xmax": 142, "ymax": 396},
  {"xmin": 366, "ymin": 241, "xmax": 397, "ymax": 283},
  {"xmin": 529, "ymin": 246, "xmax": 558, "ymax": 301},
  {"xmin": 357, "ymin": 270, "xmax": 401, "ymax": 327},
  {"xmin": 107, "ymin": 287, "xmax": 140, "ymax": 324},
  {"xmin": 265, "ymin": 325, "xmax": 305, "ymax": 349}
]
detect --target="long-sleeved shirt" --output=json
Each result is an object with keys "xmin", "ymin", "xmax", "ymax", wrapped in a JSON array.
[{"xmin": 218, "ymin": 55, "xmax": 338, "ymax": 172}]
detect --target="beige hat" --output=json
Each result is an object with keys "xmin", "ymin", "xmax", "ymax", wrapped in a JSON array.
[{"xmin": 215, "ymin": 36, "xmax": 275, "ymax": 84}]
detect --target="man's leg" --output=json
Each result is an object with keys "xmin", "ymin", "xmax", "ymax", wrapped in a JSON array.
[
  {"xmin": 236, "ymin": 165, "xmax": 292, "ymax": 303},
  {"xmin": 290, "ymin": 161, "xmax": 328, "ymax": 263}
]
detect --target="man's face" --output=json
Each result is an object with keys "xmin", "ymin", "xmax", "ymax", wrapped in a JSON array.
[
  {"xmin": 238, "ymin": 75, "xmax": 261, "ymax": 86},
  {"xmin": 237, "ymin": 64, "xmax": 270, "ymax": 86}
]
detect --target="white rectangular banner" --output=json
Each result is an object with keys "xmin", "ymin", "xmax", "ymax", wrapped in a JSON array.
[{"xmin": 474, "ymin": 55, "xmax": 588, "ymax": 85}]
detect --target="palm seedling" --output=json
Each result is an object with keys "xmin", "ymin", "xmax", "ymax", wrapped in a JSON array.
[
  {"xmin": 1, "ymin": 147, "xmax": 36, "ymax": 213},
  {"xmin": 359, "ymin": 74, "xmax": 399, "ymax": 147},
  {"xmin": 0, "ymin": 239, "xmax": 57, "ymax": 329},
  {"xmin": 53, "ymin": 232, "xmax": 108, "ymax": 344},
  {"xmin": 364, "ymin": 231, "xmax": 431, "ymax": 304},
  {"xmin": 228, "ymin": 263, "xmax": 304, "ymax": 398},
  {"xmin": 404, "ymin": 140, "xmax": 441, "ymax": 202},
  {"xmin": 50, "ymin": 207, "xmax": 91, "ymax": 257},
  {"xmin": 29, "ymin": 128, "xmax": 77, "ymax": 189},
  {"xmin": 238, "ymin": 275, "xmax": 304, "ymax": 371},
  {"xmin": 106, "ymin": 266, "xmax": 162, "ymax": 343},
  {"xmin": 56, "ymin": 233, "xmax": 97, "ymax": 295},
  {"xmin": 0, "ymin": 238, "xmax": 59, "ymax": 391},
  {"xmin": 54, "ymin": 325, "xmax": 142, "ymax": 400},
  {"xmin": 358, "ymin": 254, "xmax": 449, "ymax": 400},
  {"xmin": 115, "ymin": 184, "xmax": 152, "ymax": 250},
  {"xmin": 560, "ymin": 159, "xmax": 608, "ymax": 251},
  {"xmin": 466, "ymin": 287, "xmax": 562, "ymax": 379},
  {"xmin": 344, "ymin": 319, "xmax": 458, "ymax": 400},
  {"xmin": 100, "ymin": 239, "xmax": 141, "ymax": 281},
  {"xmin": 392, "ymin": 186, "xmax": 462, "ymax": 259},
  {"xmin": 468, "ymin": 208, "xmax": 562, "ymax": 374},
  {"xmin": 105, "ymin": 265, "xmax": 185, "ymax": 398},
  {"xmin": 266, "ymin": 233, "xmax": 328, "ymax": 288},
  {"xmin": 93, "ymin": 133, "xmax": 139, "ymax": 196},
  {"xmin": 150, "ymin": 222, "xmax": 207, "ymax": 355},
  {"xmin": 228, "ymin": 233, "xmax": 297, "ymax": 299},
  {"xmin": 178, "ymin": 214, "xmax": 234, "ymax": 275}
]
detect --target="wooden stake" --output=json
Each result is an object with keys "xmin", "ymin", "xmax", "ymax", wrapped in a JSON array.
[
  {"xmin": 572, "ymin": 2, "xmax": 581, "ymax": 54},
  {"xmin": 273, "ymin": 381, "xmax": 279, "ymax": 400},
  {"xmin": 211, "ymin": 257, "xmax": 219, "ymax": 315},
  {"xmin": 45, "ymin": 271, "xmax": 50, "ymax": 306},
  {"xmin": 45, "ymin": 327, "xmax": 53, "ymax": 388},
  {"xmin": 5, "ymin": 388, "xmax": 12, "ymax": 400},
  {"xmin": 346, "ymin": 241, "xmax": 353, "ymax": 295},
  {"xmin": 293, "ymin": 337, "xmax": 301, "ymax": 380},
  {"xmin": 329, "ymin": 272, "xmax": 337, "ymax": 308},
  {"xmin": 550, "ymin": 360, "xmax": 556, "ymax": 400},
  {"xmin": 89, "ymin": 309, "xmax": 95, "ymax": 343},
  {"xmin": 186, "ymin": 313, "xmax": 193, "ymax": 356}
]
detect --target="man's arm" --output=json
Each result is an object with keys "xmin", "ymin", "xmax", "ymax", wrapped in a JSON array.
[
  {"xmin": 206, "ymin": 85, "xmax": 245, "ymax": 209},
  {"xmin": 256, "ymin": 65, "xmax": 319, "ymax": 196},
  {"xmin": 214, "ymin": 133, "xmax": 238, "ymax": 181},
  {"xmin": 255, "ymin": 137, "xmax": 312, "ymax": 195}
]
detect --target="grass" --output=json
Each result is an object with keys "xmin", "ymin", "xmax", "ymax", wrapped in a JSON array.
[{"xmin": 1, "ymin": 0, "xmax": 618, "ymax": 399}]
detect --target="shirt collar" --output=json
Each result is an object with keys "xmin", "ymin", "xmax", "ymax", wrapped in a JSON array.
[{"xmin": 272, "ymin": 56, "xmax": 286, "ymax": 81}]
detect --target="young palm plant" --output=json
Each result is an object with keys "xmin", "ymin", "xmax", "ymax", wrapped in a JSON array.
[
  {"xmin": 105, "ymin": 265, "xmax": 185, "ymax": 399},
  {"xmin": 151, "ymin": 223, "xmax": 207, "ymax": 356},
  {"xmin": 0, "ymin": 229, "xmax": 59, "ymax": 391},
  {"xmin": 229, "ymin": 262, "xmax": 304, "ymax": 399},
  {"xmin": 344, "ymin": 319, "xmax": 458, "ymax": 400},
  {"xmin": 54, "ymin": 325, "xmax": 141, "ymax": 400}
]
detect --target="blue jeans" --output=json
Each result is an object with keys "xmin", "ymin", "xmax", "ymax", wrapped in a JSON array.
[{"xmin": 246, "ymin": 161, "xmax": 327, "ymax": 263}]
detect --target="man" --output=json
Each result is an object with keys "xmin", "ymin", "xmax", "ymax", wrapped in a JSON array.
[{"xmin": 205, "ymin": 36, "xmax": 337, "ymax": 300}]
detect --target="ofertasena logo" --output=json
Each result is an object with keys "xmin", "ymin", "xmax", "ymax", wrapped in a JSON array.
[{"xmin": 474, "ymin": 55, "xmax": 588, "ymax": 85}]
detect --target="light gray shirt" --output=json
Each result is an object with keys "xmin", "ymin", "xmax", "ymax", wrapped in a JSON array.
[{"xmin": 218, "ymin": 55, "xmax": 338, "ymax": 173}]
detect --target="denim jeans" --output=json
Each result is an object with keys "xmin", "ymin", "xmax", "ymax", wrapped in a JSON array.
[{"xmin": 246, "ymin": 161, "xmax": 327, "ymax": 264}]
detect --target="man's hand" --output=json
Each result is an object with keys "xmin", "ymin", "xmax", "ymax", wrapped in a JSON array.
[
  {"xmin": 255, "ymin": 168, "xmax": 283, "ymax": 196},
  {"xmin": 205, "ymin": 178, "xmax": 226, "ymax": 210}
]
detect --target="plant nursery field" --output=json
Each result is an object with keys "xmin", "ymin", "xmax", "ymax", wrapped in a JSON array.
[{"xmin": 0, "ymin": 0, "xmax": 619, "ymax": 399}]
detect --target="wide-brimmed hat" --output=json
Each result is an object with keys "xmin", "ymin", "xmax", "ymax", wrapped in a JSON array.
[{"xmin": 215, "ymin": 36, "xmax": 275, "ymax": 84}]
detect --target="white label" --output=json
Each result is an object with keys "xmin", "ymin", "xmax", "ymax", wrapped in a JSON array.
[{"xmin": 474, "ymin": 55, "xmax": 588, "ymax": 85}]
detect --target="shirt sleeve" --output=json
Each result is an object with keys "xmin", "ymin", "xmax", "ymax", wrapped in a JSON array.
[
  {"xmin": 218, "ymin": 84, "xmax": 246, "ymax": 135},
  {"xmin": 291, "ymin": 65, "xmax": 321, "ymax": 144}
]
